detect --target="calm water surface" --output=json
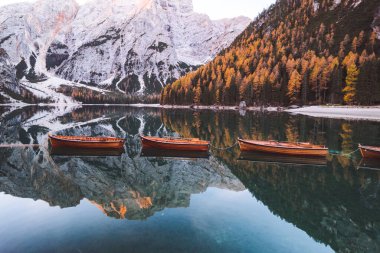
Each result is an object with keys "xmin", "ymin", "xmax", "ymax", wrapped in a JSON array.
[{"xmin": 0, "ymin": 105, "xmax": 379, "ymax": 253}]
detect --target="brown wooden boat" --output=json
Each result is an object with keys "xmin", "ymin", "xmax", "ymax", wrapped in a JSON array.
[
  {"xmin": 238, "ymin": 139, "xmax": 328, "ymax": 157},
  {"xmin": 140, "ymin": 135, "xmax": 210, "ymax": 151},
  {"xmin": 49, "ymin": 134, "xmax": 125, "ymax": 149},
  {"xmin": 359, "ymin": 145, "xmax": 380, "ymax": 159}
]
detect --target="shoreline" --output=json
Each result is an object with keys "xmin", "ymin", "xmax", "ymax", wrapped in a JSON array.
[
  {"xmin": 0, "ymin": 103, "xmax": 279, "ymax": 111},
  {"xmin": 159, "ymin": 104, "xmax": 280, "ymax": 112},
  {"xmin": 1, "ymin": 103, "xmax": 380, "ymax": 121},
  {"xmin": 285, "ymin": 106, "xmax": 380, "ymax": 121}
]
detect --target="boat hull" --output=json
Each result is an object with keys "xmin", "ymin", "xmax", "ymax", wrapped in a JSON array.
[
  {"xmin": 359, "ymin": 145, "xmax": 380, "ymax": 159},
  {"xmin": 140, "ymin": 136, "xmax": 209, "ymax": 152},
  {"xmin": 238, "ymin": 139, "xmax": 328, "ymax": 157},
  {"xmin": 49, "ymin": 135, "xmax": 125, "ymax": 149}
]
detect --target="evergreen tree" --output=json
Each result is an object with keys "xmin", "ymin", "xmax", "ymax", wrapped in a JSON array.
[
  {"xmin": 193, "ymin": 86, "xmax": 200, "ymax": 105},
  {"xmin": 287, "ymin": 69, "xmax": 302, "ymax": 104},
  {"xmin": 343, "ymin": 64, "xmax": 359, "ymax": 105}
]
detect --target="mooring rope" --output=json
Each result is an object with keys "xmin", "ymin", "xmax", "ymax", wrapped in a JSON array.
[
  {"xmin": 329, "ymin": 148, "xmax": 360, "ymax": 157},
  {"xmin": 210, "ymin": 141, "xmax": 239, "ymax": 151}
]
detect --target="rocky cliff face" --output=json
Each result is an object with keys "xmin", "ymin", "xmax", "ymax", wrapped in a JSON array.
[
  {"xmin": 0, "ymin": 49, "xmax": 19, "ymax": 103},
  {"xmin": 0, "ymin": 0, "xmax": 250, "ymax": 97},
  {"xmin": 0, "ymin": 0, "xmax": 79, "ymax": 73},
  {"xmin": 0, "ymin": 49, "xmax": 43, "ymax": 103}
]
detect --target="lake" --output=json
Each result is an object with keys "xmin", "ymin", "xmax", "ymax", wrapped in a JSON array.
[{"xmin": 0, "ymin": 105, "xmax": 379, "ymax": 253}]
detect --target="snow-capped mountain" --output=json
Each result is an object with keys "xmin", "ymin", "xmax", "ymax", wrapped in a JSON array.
[{"xmin": 0, "ymin": 0, "xmax": 250, "ymax": 100}]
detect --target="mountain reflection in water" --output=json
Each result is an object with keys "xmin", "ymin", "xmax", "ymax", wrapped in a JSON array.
[
  {"xmin": 0, "ymin": 146, "xmax": 243, "ymax": 220},
  {"xmin": 0, "ymin": 105, "xmax": 379, "ymax": 252}
]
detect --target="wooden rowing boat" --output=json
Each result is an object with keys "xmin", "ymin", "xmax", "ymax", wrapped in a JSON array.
[
  {"xmin": 49, "ymin": 134, "xmax": 125, "ymax": 149},
  {"xmin": 238, "ymin": 139, "xmax": 328, "ymax": 157},
  {"xmin": 140, "ymin": 135, "xmax": 210, "ymax": 151},
  {"xmin": 359, "ymin": 145, "xmax": 380, "ymax": 159}
]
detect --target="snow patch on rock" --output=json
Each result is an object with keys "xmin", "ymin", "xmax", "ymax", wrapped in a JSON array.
[
  {"xmin": 0, "ymin": 0, "xmax": 251, "ymax": 96},
  {"xmin": 19, "ymin": 75, "xmax": 110, "ymax": 104}
]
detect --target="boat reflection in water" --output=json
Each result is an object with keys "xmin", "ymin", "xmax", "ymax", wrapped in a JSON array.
[
  {"xmin": 238, "ymin": 151, "xmax": 327, "ymax": 167},
  {"xmin": 49, "ymin": 146, "xmax": 125, "ymax": 157},
  {"xmin": 141, "ymin": 149, "xmax": 210, "ymax": 159},
  {"xmin": 357, "ymin": 158, "xmax": 380, "ymax": 171}
]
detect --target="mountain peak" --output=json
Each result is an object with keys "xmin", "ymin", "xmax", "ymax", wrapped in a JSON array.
[
  {"xmin": 154, "ymin": 0, "xmax": 193, "ymax": 12},
  {"xmin": 33, "ymin": 0, "xmax": 79, "ymax": 9}
]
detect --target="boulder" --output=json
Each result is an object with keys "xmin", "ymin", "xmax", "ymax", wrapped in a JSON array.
[
  {"xmin": 239, "ymin": 101, "xmax": 247, "ymax": 109},
  {"xmin": 288, "ymin": 105, "xmax": 300, "ymax": 109}
]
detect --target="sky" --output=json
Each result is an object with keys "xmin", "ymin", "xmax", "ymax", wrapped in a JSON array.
[
  {"xmin": 0, "ymin": 0, "xmax": 276, "ymax": 20},
  {"xmin": 193, "ymin": 0, "xmax": 276, "ymax": 19}
]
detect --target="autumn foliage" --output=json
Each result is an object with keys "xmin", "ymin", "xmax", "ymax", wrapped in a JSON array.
[{"xmin": 161, "ymin": 0, "xmax": 380, "ymax": 106}]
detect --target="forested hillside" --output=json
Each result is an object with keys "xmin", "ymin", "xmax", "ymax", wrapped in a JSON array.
[{"xmin": 161, "ymin": 0, "xmax": 380, "ymax": 106}]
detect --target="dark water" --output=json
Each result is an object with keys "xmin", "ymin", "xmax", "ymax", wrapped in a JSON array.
[{"xmin": 0, "ymin": 105, "xmax": 379, "ymax": 253}]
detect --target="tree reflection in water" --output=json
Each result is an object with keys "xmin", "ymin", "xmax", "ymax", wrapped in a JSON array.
[{"xmin": 0, "ymin": 105, "xmax": 379, "ymax": 252}]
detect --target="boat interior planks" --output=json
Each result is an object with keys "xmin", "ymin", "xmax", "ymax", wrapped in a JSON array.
[
  {"xmin": 238, "ymin": 139, "xmax": 328, "ymax": 157},
  {"xmin": 48, "ymin": 134, "xmax": 125, "ymax": 149},
  {"xmin": 140, "ymin": 135, "xmax": 210, "ymax": 152}
]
